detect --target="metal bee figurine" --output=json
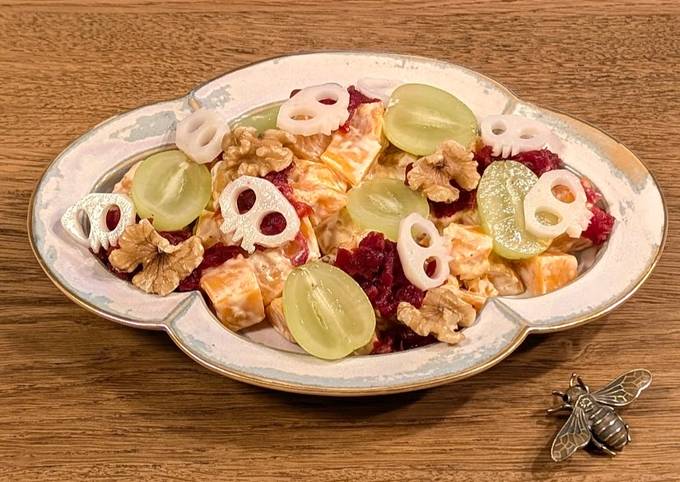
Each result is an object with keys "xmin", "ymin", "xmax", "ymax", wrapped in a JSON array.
[{"xmin": 547, "ymin": 369, "xmax": 652, "ymax": 462}]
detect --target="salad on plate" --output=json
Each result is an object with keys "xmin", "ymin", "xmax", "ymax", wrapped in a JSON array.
[{"xmin": 61, "ymin": 80, "xmax": 615, "ymax": 360}]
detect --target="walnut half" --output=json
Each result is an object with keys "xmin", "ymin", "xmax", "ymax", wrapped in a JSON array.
[
  {"xmin": 406, "ymin": 139, "xmax": 480, "ymax": 203},
  {"xmin": 211, "ymin": 127, "xmax": 297, "ymax": 206},
  {"xmin": 109, "ymin": 219, "xmax": 204, "ymax": 296},
  {"xmin": 397, "ymin": 281, "xmax": 476, "ymax": 345}
]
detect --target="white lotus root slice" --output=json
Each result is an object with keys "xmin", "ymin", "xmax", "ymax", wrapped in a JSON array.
[
  {"xmin": 219, "ymin": 176, "xmax": 301, "ymax": 253},
  {"xmin": 176, "ymin": 108, "xmax": 229, "ymax": 164},
  {"xmin": 523, "ymin": 169, "xmax": 593, "ymax": 239},
  {"xmin": 276, "ymin": 83, "xmax": 350, "ymax": 136},
  {"xmin": 61, "ymin": 193, "xmax": 136, "ymax": 253},
  {"xmin": 397, "ymin": 213, "xmax": 451, "ymax": 291},
  {"xmin": 356, "ymin": 77, "xmax": 402, "ymax": 104},
  {"xmin": 480, "ymin": 115, "xmax": 565, "ymax": 158}
]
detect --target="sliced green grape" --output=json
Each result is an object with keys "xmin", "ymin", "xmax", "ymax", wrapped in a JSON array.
[
  {"xmin": 477, "ymin": 161, "xmax": 551, "ymax": 259},
  {"xmin": 283, "ymin": 261, "xmax": 376, "ymax": 360},
  {"xmin": 346, "ymin": 178, "xmax": 429, "ymax": 241},
  {"xmin": 232, "ymin": 103, "xmax": 281, "ymax": 134},
  {"xmin": 383, "ymin": 83, "xmax": 478, "ymax": 156},
  {"xmin": 131, "ymin": 150, "xmax": 211, "ymax": 231}
]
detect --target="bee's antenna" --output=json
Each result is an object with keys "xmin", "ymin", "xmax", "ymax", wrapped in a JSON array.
[
  {"xmin": 552, "ymin": 390, "xmax": 566, "ymax": 398},
  {"xmin": 569, "ymin": 373, "xmax": 578, "ymax": 387}
]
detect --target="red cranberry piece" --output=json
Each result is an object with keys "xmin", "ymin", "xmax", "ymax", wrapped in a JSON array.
[
  {"xmin": 474, "ymin": 145, "xmax": 495, "ymax": 174},
  {"xmin": 581, "ymin": 178, "xmax": 603, "ymax": 206},
  {"xmin": 158, "ymin": 229, "xmax": 193, "ymax": 245},
  {"xmin": 237, "ymin": 189, "xmax": 257, "ymax": 213},
  {"xmin": 260, "ymin": 212, "xmax": 287, "ymax": 236},
  {"xmin": 264, "ymin": 166, "xmax": 314, "ymax": 219},
  {"xmin": 582, "ymin": 206, "xmax": 615, "ymax": 245},
  {"xmin": 430, "ymin": 188, "xmax": 476, "ymax": 218},
  {"xmin": 106, "ymin": 207, "xmax": 121, "ymax": 230},
  {"xmin": 334, "ymin": 231, "xmax": 424, "ymax": 318},
  {"xmin": 475, "ymin": 145, "xmax": 563, "ymax": 177},
  {"xmin": 511, "ymin": 149, "xmax": 563, "ymax": 176},
  {"xmin": 177, "ymin": 243, "xmax": 246, "ymax": 292}
]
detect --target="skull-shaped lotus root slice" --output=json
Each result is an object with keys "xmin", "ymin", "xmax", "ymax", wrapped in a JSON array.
[
  {"xmin": 277, "ymin": 83, "xmax": 350, "ymax": 136},
  {"xmin": 480, "ymin": 115, "xmax": 564, "ymax": 158},
  {"xmin": 61, "ymin": 193, "xmax": 136, "ymax": 253},
  {"xmin": 176, "ymin": 108, "xmax": 230, "ymax": 164},
  {"xmin": 218, "ymin": 175, "xmax": 301, "ymax": 253},
  {"xmin": 397, "ymin": 212, "xmax": 451, "ymax": 290},
  {"xmin": 523, "ymin": 169, "xmax": 593, "ymax": 239}
]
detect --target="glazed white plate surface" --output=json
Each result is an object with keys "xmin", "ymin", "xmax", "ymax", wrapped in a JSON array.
[{"xmin": 29, "ymin": 52, "xmax": 667, "ymax": 395}]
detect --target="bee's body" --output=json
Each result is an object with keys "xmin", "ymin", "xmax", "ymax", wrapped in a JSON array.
[
  {"xmin": 548, "ymin": 370, "xmax": 651, "ymax": 462},
  {"xmin": 576, "ymin": 394, "xmax": 629, "ymax": 452}
]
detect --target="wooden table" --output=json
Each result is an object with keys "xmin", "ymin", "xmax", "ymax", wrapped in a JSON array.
[{"xmin": 2, "ymin": 1, "xmax": 678, "ymax": 480}]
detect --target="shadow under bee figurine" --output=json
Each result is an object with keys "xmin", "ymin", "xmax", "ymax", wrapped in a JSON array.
[{"xmin": 547, "ymin": 369, "xmax": 652, "ymax": 462}]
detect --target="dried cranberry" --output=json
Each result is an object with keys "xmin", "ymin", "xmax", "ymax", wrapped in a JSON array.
[
  {"xmin": 237, "ymin": 189, "xmax": 257, "ymax": 213},
  {"xmin": 511, "ymin": 149, "xmax": 563, "ymax": 176},
  {"xmin": 370, "ymin": 324, "xmax": 437, "ymax": 354},
  {"xmin": 338, "ymin": 85, "xmax": 381, "ymax": 132},
  {"xmin": 177, "ymin": 243, "xmax": 245, "ymax": 292},
  {"xmin": 475, "ymin": 145, "xmax": 563, "ymax": 177},
  {"xmin": 581, "ymin": 178, "xmax": 603, "ymax": 206},
  {"xmin": 203, "ymin": 244, "xmax": 245, "ymax": 268},
  {"xmin": 335, "ymin": 232, "xmax": 424, "ymax": 318},
  {"xmin": 158, "ymin": 229, "xmax": 193, "ymax": 245},
  {"xmin": 177, "ymin": 270, "xmax": 201, "ymax": 292},
  {"xmin": 92, "ymin": 245, "xmax": 132, "ymax": 281},
  {"xmin": 264, "ymin": 165, "xmax": 314, "ymax": 219},
  {"xmin": 260, "ymin": 212, "xmax": 287, "ymax": 235},
  {"xmin": 106, "ymin": 207, "xmax": 121, "ymax": 230},
  {"xmin": 430, "ymin": 188, "xmax": 476, "ymax": 218},
  {"xmin": 474, "ymin": 145, "xmax": 495, "ymax": 174},
  {"xmin": 582, "ymin": 206, "xmax": 615, "ymax": 246}
]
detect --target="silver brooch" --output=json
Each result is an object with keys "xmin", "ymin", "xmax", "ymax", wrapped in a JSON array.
[{"xmin": 548, "ymin": 369, "xmax": 652, "ymax": 462}]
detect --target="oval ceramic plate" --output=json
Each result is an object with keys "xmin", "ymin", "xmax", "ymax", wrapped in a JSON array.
[{"xmin": 29, "ymin": 52, "xmax": 667, "ymax": 396}]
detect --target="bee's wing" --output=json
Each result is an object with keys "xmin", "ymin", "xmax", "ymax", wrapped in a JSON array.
[
  {"xmin": 550, "ymin": 406, "xmax": 591, "ymax": 462},
  {"xmin": 591, "ymin": 369, "xmax": 652, "ymax": 407}
]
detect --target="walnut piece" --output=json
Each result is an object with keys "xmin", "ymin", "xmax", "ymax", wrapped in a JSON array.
[
  {"xmin": 211, "ymin": 126, "xmax": 296, "ymax": 206},
  {"xmin": 406, "ymin": 140, "xmax": 480, "ymax": 203},
  {"xmin": 397, "ymin": 281, "xmax": 476, "ymax": 344},
  {"xmin": 109, "ymin": 219, "xmax": 204, "ymax": 296},
  {"xmin": 222, "ymin": 126, "xmax": 295, "ymax": 176}
]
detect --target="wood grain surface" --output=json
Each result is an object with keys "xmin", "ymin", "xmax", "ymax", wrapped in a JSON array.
[{"xmin": 1, "ymin": 1, "xmax": 678, "ymax": 480}]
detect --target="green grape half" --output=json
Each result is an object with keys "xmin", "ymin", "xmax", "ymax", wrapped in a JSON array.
[
  {"xmin": 131, "ymin": 150, "xmax": 211, "ymax": 231},
  {"xmin": 232, "ymin": 103, "xmax": 281, "ymax": 134},
  {"xmin": 477, "ymin": 160, "xmax": 551, "ymax": 259},
  {"xmin": 346, "ymin": 178, "xmax": 429, "ymax": 241},
  {"xmin": 383, "ymin": 83, "xmax": 478, "ymax": 156},
  {"xmin": 283, "ymin": 261, "xmax": 376, "ymax": 360}
]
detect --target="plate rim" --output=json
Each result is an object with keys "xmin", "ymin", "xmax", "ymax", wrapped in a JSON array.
[{"xmin": 27, "ymin": 50, "xmax": 668, "ymax": 396}]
